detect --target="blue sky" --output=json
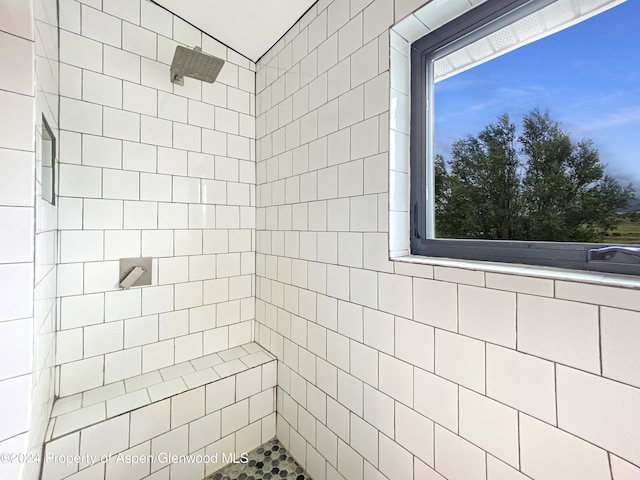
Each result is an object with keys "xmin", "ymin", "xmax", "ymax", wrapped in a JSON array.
[{"xmin": 434, "ymin": 0, "xmax": 640, "ymax": 193}]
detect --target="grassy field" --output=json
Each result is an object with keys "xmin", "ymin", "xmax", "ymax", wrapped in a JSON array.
[{"xmin": 603, "ymin": 221, "xmax": 640, "ymax": 244}]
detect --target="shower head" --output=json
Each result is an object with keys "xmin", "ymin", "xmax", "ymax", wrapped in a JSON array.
[{"xmin": 170, "ymin": 46, "xmax": 225, "ymax": 86}]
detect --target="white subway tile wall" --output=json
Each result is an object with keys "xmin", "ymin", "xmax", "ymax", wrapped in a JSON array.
[
  {"xmin": 56, "ymin": 0, "xmax": 256, "ymax": 400},
  {"xmin": 3, "ymin": 0, "xmax": 640, "ymax": 479},
  {"xmin": 0, "ymin": 16, "xmax": 34, "ymax": 472},
  {"xmin": 0, "ymin": 0, "xmax": 59, "ymax": 478},
  {"xmin": 255, "ymin": 1, "xmax": 640, "ymax": 479}
]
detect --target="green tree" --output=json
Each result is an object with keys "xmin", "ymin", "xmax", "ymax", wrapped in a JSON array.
[
  {"xmin": 435, "ymin": 109, "xmax": 634, "ymax": 242},
  {"xmin": 436, "ymin": 114, "xmax": 523, "ymax": 239}
]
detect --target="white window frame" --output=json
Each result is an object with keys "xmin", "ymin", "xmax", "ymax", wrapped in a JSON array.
[{"xmin": 387, "ymin": 0, "xmax": 640, "ymax": 277}]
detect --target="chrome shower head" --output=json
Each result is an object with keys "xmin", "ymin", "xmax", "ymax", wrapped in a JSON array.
[{"xmin": 170, "ymin": 46, "xmax": 225, "ymax": 86}]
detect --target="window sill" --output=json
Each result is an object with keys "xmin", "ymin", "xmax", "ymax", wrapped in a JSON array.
[{"xmin": 391, "ymin": 253, "xmax": 640, "ymax": 289}]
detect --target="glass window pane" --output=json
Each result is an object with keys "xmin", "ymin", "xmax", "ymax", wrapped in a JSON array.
[{"xmin": 433, "ymin": 0, "xmax": 639, "ymax": 244}]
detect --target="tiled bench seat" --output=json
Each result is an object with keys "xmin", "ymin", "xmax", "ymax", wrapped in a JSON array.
[{"xmin": 42, "ymin": 343, "xmax": 276, "ymax": 480}]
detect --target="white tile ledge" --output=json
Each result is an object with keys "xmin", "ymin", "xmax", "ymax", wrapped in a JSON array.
[
  {"xmin": 392, "ymin": 254, "xmax": 640, "ymax": 290},
  {"xmin": 47, "ymin": 342, "xmax": 275, "ymax": 441}
]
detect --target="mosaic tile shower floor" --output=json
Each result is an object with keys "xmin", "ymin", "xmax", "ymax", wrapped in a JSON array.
[{"xmin": 206, "ymin": 439, "xmax": 312, "ymax": 480}]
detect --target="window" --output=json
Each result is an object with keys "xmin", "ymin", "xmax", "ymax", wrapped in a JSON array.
[{"xmin": 410, "ymin": 0, "xmax": 640, "ymax": 275}]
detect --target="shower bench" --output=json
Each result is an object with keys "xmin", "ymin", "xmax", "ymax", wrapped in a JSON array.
[{"xmin": 41, "ymin": 342, "xmax": 276, "ymax": 480}]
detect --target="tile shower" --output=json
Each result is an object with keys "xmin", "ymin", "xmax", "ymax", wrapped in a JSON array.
[{"xmin": 1, "ymin": 0, "xmax": 640, "ymax": 479}]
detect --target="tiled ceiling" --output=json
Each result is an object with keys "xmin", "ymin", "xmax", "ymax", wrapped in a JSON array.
[{"xmin": 153, "ymin": 0, "xmax": 317, "ymax": 63}]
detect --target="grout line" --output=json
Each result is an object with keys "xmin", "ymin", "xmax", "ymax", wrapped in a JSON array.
[
  {"xmin": 554, "ymin": 363, "xmax": 559, "ymax": 427},
  {"xmin": 598, "ymin": 306, "xmax": 604, "ymax": 377}
]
